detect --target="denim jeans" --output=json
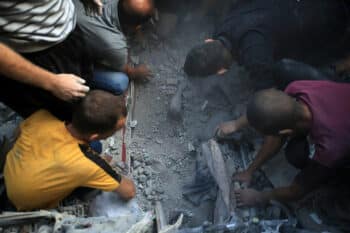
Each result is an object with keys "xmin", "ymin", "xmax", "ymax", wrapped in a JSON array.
[
  {"xmin": 91, "ymin": 71, "xmax": 129, "ymax": 95},
  {"xmin": 89, "ymin": 140, "xmax": 102, "ymax": 154}
]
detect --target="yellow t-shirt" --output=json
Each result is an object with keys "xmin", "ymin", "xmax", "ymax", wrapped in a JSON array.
[{"xmin": 4, "ymin": 110, "xmax": 120, "ymax": 211}]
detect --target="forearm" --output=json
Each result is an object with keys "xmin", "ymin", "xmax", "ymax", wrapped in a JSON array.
[
  {"xmin": 123, "ymin": 64, "xmax": 134, "ymax": 77},
  {"xmin": 261, "ymin": 183, "xmax": 305, "ymax": 204},
  {"xmin": 247, "ymin": 135, "xmax": 283, "ymax": 173},
  {"xmin": 236, "ymin": 115, "xmax": 249, "ymax": 130},
  {"xmin": 0, "ymin": 43, "xmax": 56, "ymax": 92}
]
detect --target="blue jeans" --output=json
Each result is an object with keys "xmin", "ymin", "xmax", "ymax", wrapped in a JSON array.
[
  {"xmin": 89, "ymin": 140, "xmax": 102, "ymax": 154},
  {"xmin": 91, "ymin": 71, "xmax": 129, "ymax": 95}
]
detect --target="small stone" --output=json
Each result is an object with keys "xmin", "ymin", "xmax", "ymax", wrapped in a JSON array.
[
  {"xmin": 139, "ymin": 175, "xmax": 147, "ymax": 183},
  {"xmin": 130, "ymin": 55, "xmax": 140, "ymax": 65},
  {"xmin": 137, "ymin": 168, "xmax": 144, "ymax": 175},
  {"xmin": 199, "ymin": 115, "xmax": 209, "ymax": 123},
  {"xmin": 156, "ymin": 187, "xmax": 164, "ymax": 194},
  {"xmin": 144, "ymin": 169, "xmax": 151, "ymax": 176},
  {"xmin": 133, "ymin": 161, "xmax": 141, "ymax": 169},
  {"xmin": 130, "ymin": 120, "xmax": 138, "ymax": 128},
  {"xmin": 145, "ymin": 187, "xmax": 152, "ymax": 196},
  {"xmin": 201, "ymin": 100, "xmax": 208, "ymax": 111},
  {"xmin": 156, "ymin": 139, "xmax": 163, "ymax": 144},
  {"xmin": 166, "ymin": 79, "xmax": 178, "ymax": 86},
  {"xmin": 188, "ymin": 142, "xmax": 196, "ymax": 153},
  {"xmin": 138, "ymin": 184, "xmax": 144, "ymax": 189}
]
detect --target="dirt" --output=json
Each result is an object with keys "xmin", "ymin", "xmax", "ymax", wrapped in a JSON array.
[
  {"xmin": 124, "ymin": 17, "xmax": 258, "ymax": 227},
  {"xmin": 1, "ymin": 9, "xmax": 349, "ymax": 233}
]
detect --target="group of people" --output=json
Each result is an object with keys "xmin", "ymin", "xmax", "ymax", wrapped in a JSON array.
[{"xmin": 0, "ymin": 0, "xmax": 350, "ymax": 212}]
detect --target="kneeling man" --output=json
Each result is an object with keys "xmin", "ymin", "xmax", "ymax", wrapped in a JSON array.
[{"xmin": 4, "ymin": 90, "xmax": 135, "ymax": 210}]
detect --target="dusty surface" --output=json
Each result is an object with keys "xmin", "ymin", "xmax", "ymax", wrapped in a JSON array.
[
  {"xmin": 123, "ymin": 18, "xmax": 259, "ymax": 226},
  {"xmin": 1, "ymin": 10, "xmax": 350, "ymax": 233}
]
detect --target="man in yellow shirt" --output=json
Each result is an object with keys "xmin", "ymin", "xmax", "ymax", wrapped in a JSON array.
[{"xmin": 4, "ymin": 90, "xmax": 135, "ymax": 211}]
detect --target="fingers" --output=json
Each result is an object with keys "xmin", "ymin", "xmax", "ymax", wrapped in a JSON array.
[
  {"xmin": 78, "ymin": 84, "xmax": 90, "ymax": 93},
  {"xmin": 234, "ymin": 190, "xmax": 244, "ymax": 207},
  {"xmin": 74, "ymin": 76, "xmax": 86, "ymax": 84}
]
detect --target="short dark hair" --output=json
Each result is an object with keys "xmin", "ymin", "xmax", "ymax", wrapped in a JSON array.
[
  {"xmin": 246, "ymin": 89, "xmax": 301, "ymax": 134},
  {"xmin": 72, "ymin": 90, "xmax": 127, "ymax": 135},
  {"xmin": 184, "ymin": 40, "xmax": 232, "ymax": 77}
]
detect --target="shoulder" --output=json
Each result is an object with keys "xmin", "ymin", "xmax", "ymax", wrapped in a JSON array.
[
  {"xmin": 22, "ymin": 110, "xmax": 58, "ymax": 127},
  {"xmin": 78, "ymin": 144, "xmax": 122, "ymax": 183}
]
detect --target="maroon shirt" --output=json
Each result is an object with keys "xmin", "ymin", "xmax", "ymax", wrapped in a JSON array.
[{"xmin": 285, "ymin": 81, "xmax": 350, "ymax": 168}]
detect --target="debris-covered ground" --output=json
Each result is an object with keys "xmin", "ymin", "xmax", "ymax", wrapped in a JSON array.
[{"xmin": 1, "ymin": 9, "xmax": 350, "ymax": 233}]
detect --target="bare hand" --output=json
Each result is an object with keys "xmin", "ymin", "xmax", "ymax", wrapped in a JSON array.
[
  {"xmin": 234, "ymin": 188, "xmax": 266, "ymax": 207},
  {"xmin": 232, "ymin": 170, "xmax": 253, "ymax": 187},
  {"xmin": 50, "ymin": 74, "xmax": 90, "ymax": 101},
  {"xmin": 93, "ymin": 0, "xmax": 103, "ymax": 15},
  {"xmin": 215, "ymin": 120, "xmax": 238, "ymax": 137},
  {"xmin": 129, "ymin": 64, "xmax": 153, "ymax": 82}
]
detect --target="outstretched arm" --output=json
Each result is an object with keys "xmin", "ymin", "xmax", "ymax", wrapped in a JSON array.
[
  {"xmin": 235, "ymin": 160, "xmax": 331, "ymax": 206},
  {"xmin": 216, "ymin": 114, "xmax": 249, "ymax": 136},
  {"xmin": 123, "ymin": 63, "xmax": 153, "ymax": 82},
  {"xmin": 235, "ymin": 182, "xmax": 305, "ymax": 207},
  {"xmin": 233, "ymin": 135, "xmax": 284, "ymax": 185},
  {"xmin": 0, "ymin": 43, "xmax": 89, "ymax": 101},
  {"xmin": 114, "ymin": 176, "xmax": 136, "ymax": 200}
]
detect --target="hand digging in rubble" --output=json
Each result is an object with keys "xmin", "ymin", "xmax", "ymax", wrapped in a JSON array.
[{"xmin": 125, "ymin": 64, "xmax": 153, "ymax": 82}]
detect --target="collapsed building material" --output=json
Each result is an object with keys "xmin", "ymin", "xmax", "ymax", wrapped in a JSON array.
[
  {"xmin": 201, "ymin": 140, "xmax": 236, "ymax": 226},
  {"xmin": 155, "ymin": 201, "xmax": 167, "ymax": 232},
  {"xmin": 168, "ymin": 81, "xmax": 186, "ymax": 121},
  {"xmin": 0, "ymin": 210, "xmax": 154, "ymax": 233}
]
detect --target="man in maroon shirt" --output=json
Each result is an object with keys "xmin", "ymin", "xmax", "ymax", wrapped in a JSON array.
[{"xmin": 217, "ymin": 81, "xmax": 350, "ymax": 206}]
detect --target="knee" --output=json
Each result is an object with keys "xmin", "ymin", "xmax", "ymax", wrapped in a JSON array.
[
  {"xmin": 93, "ymin": 71, "xmax": 129, "ymax": 95},
  {"xmin": 111, "ymin": 73, "xmax": 129, "ymax": 95}
]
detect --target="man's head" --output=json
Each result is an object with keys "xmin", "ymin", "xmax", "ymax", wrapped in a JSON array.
[
  {"xmin": 184, "ymin": 39, "xmax": 233, "ymax": 77},
  {"xmin": 119, "ymin": 0, "xmax": 155, "ymax": 27},
  {"xmin": 246, "ymin": 89, "xmax": 308, "ymax": 136},
  {"xmin": 72, "ymin": 90, "xmax": 127, "ymax": 141}
]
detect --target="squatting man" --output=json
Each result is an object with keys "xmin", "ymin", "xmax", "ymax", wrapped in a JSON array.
[
  {"xmin": 216, "ymin": 81, "xmax": 350, "ymax": 206},
  {"xmin": 3, "ymin": 91, "xmax": 135, "ymax": 210}
]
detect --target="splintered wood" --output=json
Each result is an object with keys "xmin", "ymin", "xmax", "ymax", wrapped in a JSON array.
[{"xmin": 201, "ymin": 140, "xmax": 238, "ymax": 225}]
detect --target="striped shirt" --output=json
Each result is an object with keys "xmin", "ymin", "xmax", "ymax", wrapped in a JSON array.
[{"xmin": 0, "ymin": 0, "xmax": 76, "ymax": 53}]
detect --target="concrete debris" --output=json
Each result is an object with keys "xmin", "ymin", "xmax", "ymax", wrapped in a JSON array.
[
  {"xmin": 166, "ymin": 79, "xmax": 178, "ymax": 86},
  {"xmin": 130, "ymin": 55, "xmax": 140, "ymax": 65},
  {"xmin": 130, "ymin": 120, "xmax": 138, "ymax": 129},
  {"xmin": 155, "ymin": 139, "xmax": 163, "ymax": 144},
  {"xmin": 168, "ymin": 81, "xmax": 186, "ymax": 121},
  {"xmin": 187, "ymin": 142, "xmax": 196, "ymax": 153},
  {"xmin": 200, "ymin": 100, "xmax": 208, "ymax": 111}
]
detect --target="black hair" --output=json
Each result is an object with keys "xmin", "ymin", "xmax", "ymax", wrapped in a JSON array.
[
  {"xmin": 246, "ymin": 89, "xmax": 302, "ymax": 135},
  {"xmin": 72, "ymin": 90, "xmax": 127, "ymax": 135},
  {"xmin": 184, "ymin": 40, "xmax": 232, "ymax": 77}
]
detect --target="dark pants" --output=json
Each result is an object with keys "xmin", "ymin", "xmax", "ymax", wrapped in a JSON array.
[
  {"xmin": 92, "ymin": 71, "xmax": 129, "ymax": 96},
  {"xmin": 0, "ymin": 26, "xmax": 94, "ymax": 121}
]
